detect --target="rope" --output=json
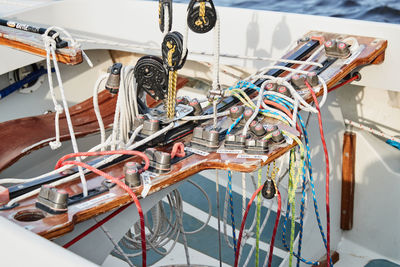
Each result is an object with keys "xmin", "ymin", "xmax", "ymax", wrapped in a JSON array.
[
  {"xmin": 42, "ymin": 29, "xmax": 89, "ymax": 196},
  {"xmin": 227, "ymin": 170, "xmax": 237, "ymax": 253},
  {"xmin": 306, "ymin": 81, "xmax": 332, "ymax": 266},
  {"xmin": 216, "ymin": 170, "xmax": 223, "ymax": 267},
  {"xmin": 255, "ymin": 168, "xmax": 262, "ymax": 266},
  {"xmin": 59, "ymin": 160, "xmax": 147, "ymax": 267},
  {"xmin": 267, "ymin": 94, "xmax": 329, "ymax": 265},
  {"xmin": 166, "ymin": 42, "xmax": 177, "ymax": 119}
]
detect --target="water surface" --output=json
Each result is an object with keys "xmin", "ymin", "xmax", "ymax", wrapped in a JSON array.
[{"xmin": 148, "ymin": 0, "xmax": 400, "ymax": 24}]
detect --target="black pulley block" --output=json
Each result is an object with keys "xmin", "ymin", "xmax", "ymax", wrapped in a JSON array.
[
  {"xmin": 134, "ymin": 55, "xmax": 168, "ymax": 101},
  {"xmin": 161, "ymin": 31, "xmax": 188, "ymax": 71},
  {"xmin": 159, "ymin": 0, "xmax": 173, "ymax": 33},
  {"xmin": 262, "ymin": 179, "xmax": 276, "ymax": 199},
  {"xmin": 187, "ymin": 0, "xmax": 217, "ymax": 34}
]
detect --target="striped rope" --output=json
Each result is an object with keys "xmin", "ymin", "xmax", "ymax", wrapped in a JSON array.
[
  {"xmin": 228, "ymin": 170, "xmax": 237, "ymax": 253},
  {"xmin": 227, "ymin": 114, "xmax": 243, "ymax": 135},
  {"xmin": 255, "ymin": 168, "xmax": 262, "ymax": 266},
  {"xmin": 288, "ymin": 150, "xmax": 296, "ymax": 267},
  {"xmin": 268, "ymin": 94, "xmax": 331, "ymax": 265}
]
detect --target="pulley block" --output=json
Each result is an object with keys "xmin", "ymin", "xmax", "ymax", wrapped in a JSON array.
[
  {"xmin": 161, "ymin": 31, "xmax": 188, "ymax": 71},
  {"xmin": 187, "ymin": 0, "xmax": 217, "ymax": 34},
  {"xmin": 134, "ymin": 55, "xmax": 168, "ymax": 101},
  {"xmin": 159, "ymin": 0, "xmax": 173, "ymax": 33},
  {"xmin": 262, "ymin": 179, "xmax": 276, "ymax": 199}
]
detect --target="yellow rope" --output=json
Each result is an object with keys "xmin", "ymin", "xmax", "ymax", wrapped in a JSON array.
[
  {"xmin": 158, "ymin": 1, "xmax": 162, "ymax": 27},
  {"xmin": 166, "ymin": 41, "xmax": 177, "ymax": 119},
  {"xmin": 195, "ymin": 2, "xmax": 207, "ymax": 26}
]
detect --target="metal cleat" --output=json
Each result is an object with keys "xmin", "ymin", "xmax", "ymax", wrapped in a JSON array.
[
  {"xmin": 225, "ymin": 133, "xmax": 246, "ymax": 149},
  {"xmin": 190, "ymin": 126, "xmax": 220, "ymax": 151},
  {"xmin": 144, "ymin": 148, "xmax": 171, "ymax": 173},
  {"xmin": 36, "ymin": 185, "xmax": 69, "ymax": 214}
]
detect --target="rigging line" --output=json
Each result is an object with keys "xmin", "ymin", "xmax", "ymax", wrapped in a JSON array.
[
  {"xmin": 96, "ymin": 219, "xmax": 134, "ymax": 267},
  {"xmin": 223, "ymin": 114, "xmax": 243, "ymax": 253},
  {"xmin": 296, "ymin": 149, "xmax": 308, "ymax": 267},
  {"xmin": 267, "ymin": 189, "xmax": 281, "ymax": 267},
  {"xmin": 268, "ymin": 94, "xmax": 325, "ymax": 265},
  {"xmin": 234, "ymin": 185, "xmax": 263, "ymax": 267},
  {"xmin": 227, "ymin": 170, "xmax": 237, "ymax": 254},
  {"xmin": 216, "ymin": 170, "xmax": 223, "ymax": 267},
  {"xmin": 59, "ymin": 160, "xmax": 147, "ymax": 266},
  {"xmin": 175, "ymin": 191, "xmax": 191, "ymax": 266},
  {"xmin": 288, "ymin": 149, "xmax": 296, "ymax": 267},
  {"xmin": 306, "ymin": 81, "xmax": 332, "ymax": 267},
  {"xmin": 255, "ymin": 168, "xmax": 262, "ymax": 266}
]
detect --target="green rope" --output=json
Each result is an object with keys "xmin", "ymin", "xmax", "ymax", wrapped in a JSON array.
[
  {"xmin": 288, "ymin": 149, "xmax": 296, "ymax": 267},
  {"xmin": 255, "ymin": 168, "xmax": 262, "ymax": 266}
]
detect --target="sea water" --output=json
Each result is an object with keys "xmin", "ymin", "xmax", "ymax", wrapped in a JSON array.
[{"xmin": 148, "ymin": 0, "xmax": 400, "ymax": 24}]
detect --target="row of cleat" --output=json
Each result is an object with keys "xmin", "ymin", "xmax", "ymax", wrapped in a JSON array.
[{"xmin": 263, "ymin": 71, "xmax": 319, "ymax": 96}]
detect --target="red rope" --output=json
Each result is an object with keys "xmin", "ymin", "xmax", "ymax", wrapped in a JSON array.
[
  {"xmin": 234, "ymin": 185, "xmax": 263, "ymax": 267},
  {"xmin": 263, "ymin": 99, "xmax": 301, "ymax": 133},
  {"xmin": 305, "ymin": 81, "xmax": 331, "ymax": 267},
  {"xmin": 58, "ymin": 160, "xmax": 147, "ymax": 267},
  {"xmin": 170, "ymin": 142, "xmax": 186, "ymax": 159},
  {"xmin": 54, "ymin": 150, "xmax": 150, "ymax": 173},
  {"xmin": 328, "ymin": 74, "xmax": 360, "ymax": 93},
  {"xmin": 267, "ymin": 189, "xmax": 281, "ymax": 267}
]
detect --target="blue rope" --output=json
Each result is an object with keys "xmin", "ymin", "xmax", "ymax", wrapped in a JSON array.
[
  {"xmin": 225, "ymin": 114, "xmax": 243, "ymax": 254},
  {"xmin": 263, "ymin": 93, "xmax": 332, "ymax": 266},
  {"xmin": 226, "ymin": 82, "xmax": 331, "ymax": 264},
  {"xmin": 227, "ymin": 114, "xmax": 243, "ymax": 135},
  {"xmin": 227, "ymin": 170, "xmax": 237, "ymax": 254}
]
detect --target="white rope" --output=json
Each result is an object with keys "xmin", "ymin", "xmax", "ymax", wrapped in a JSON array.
[
  {"xmin": 249, "ymin": 73, "xmax": 319, "ymax": 113},
  {"xmin": 93, "ymin": 74, "xmax": 108, "ymax": 149},
  {"xmin": 42, "ymin": 27, "xmax": 89, "ymax": 197},
  {"xmin": 5, "ymin": 122, "xmax": 174, "ymax": 207},
  {"xmin": 345, "ymin": 119, "xmax": 400, "ymax": 143},
  {"xmin": 212, "ymin": 12, "xmax": 220, "ymax": 91},
  {"xmin": 242, "ymin": 81, "xmax": 265, "ymax": 135},
  {"xmin": 181, "ymin": 110, "xmax": 229, "ymax": 121},
  {"xmin": 163, "ymin": 4, "xmax": 170, "ymax": 37}
]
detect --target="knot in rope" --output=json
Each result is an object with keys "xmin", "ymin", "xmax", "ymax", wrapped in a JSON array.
[
  {"xmin": 166, "ymin": 41, "xmax": 176, "ymax": 67},
  {"xmin": 49, "ymin": 140, "xmax": 62, "ymax": 150},
  {"xmin": 42, "ymin": 34, "xmax": 57, "ymax": 50}
]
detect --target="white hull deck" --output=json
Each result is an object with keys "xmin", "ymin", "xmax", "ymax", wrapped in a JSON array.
[{"xmin": 0, "ymin": 1, "xmax": 399, "ymax": 266}]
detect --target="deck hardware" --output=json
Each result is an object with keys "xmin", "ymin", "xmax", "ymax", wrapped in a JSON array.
[
  {"xmin": 124, "ymin": 162, "xmax": 142, "ymax": 187},
  {"xmin": 36, "ymin": 185, "xmax": 69, "ymax": 214},
  {"xmin": 134, "ymin": 55, "xmax": 168, "ymax": 101},
  {"xmin": 158, "ymin": 0, "xmax": 173, "ymax": 33},
  {"xmin": 162, "ymin": 31, "xmax": 187, "ymax": 118},
  {"xmin": 187, "ymin": 0, "xmax": 217, "ymax": 34},
  {"xmin": 0, "ymin": 18, "xmax": 68, "ymax": 48},
  {"xmin": 105, "ymin": 63, "xmax": 122, "ymax": 94},
  {"xmin": 262, "ymin": 179, "xmax": 276, "ymax": 199},
  {"xmin": 291, "ymin": 74, "xmax": 307, "ymax": 89},
  {"xmin": 244, "ymin": 138, "xmax": 269, "ymax": 154}
]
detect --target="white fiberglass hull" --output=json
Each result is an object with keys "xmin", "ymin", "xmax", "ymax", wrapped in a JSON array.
[{"xmin": 0, "ymin": 1, "xmax": 399, "ymax": 266}]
